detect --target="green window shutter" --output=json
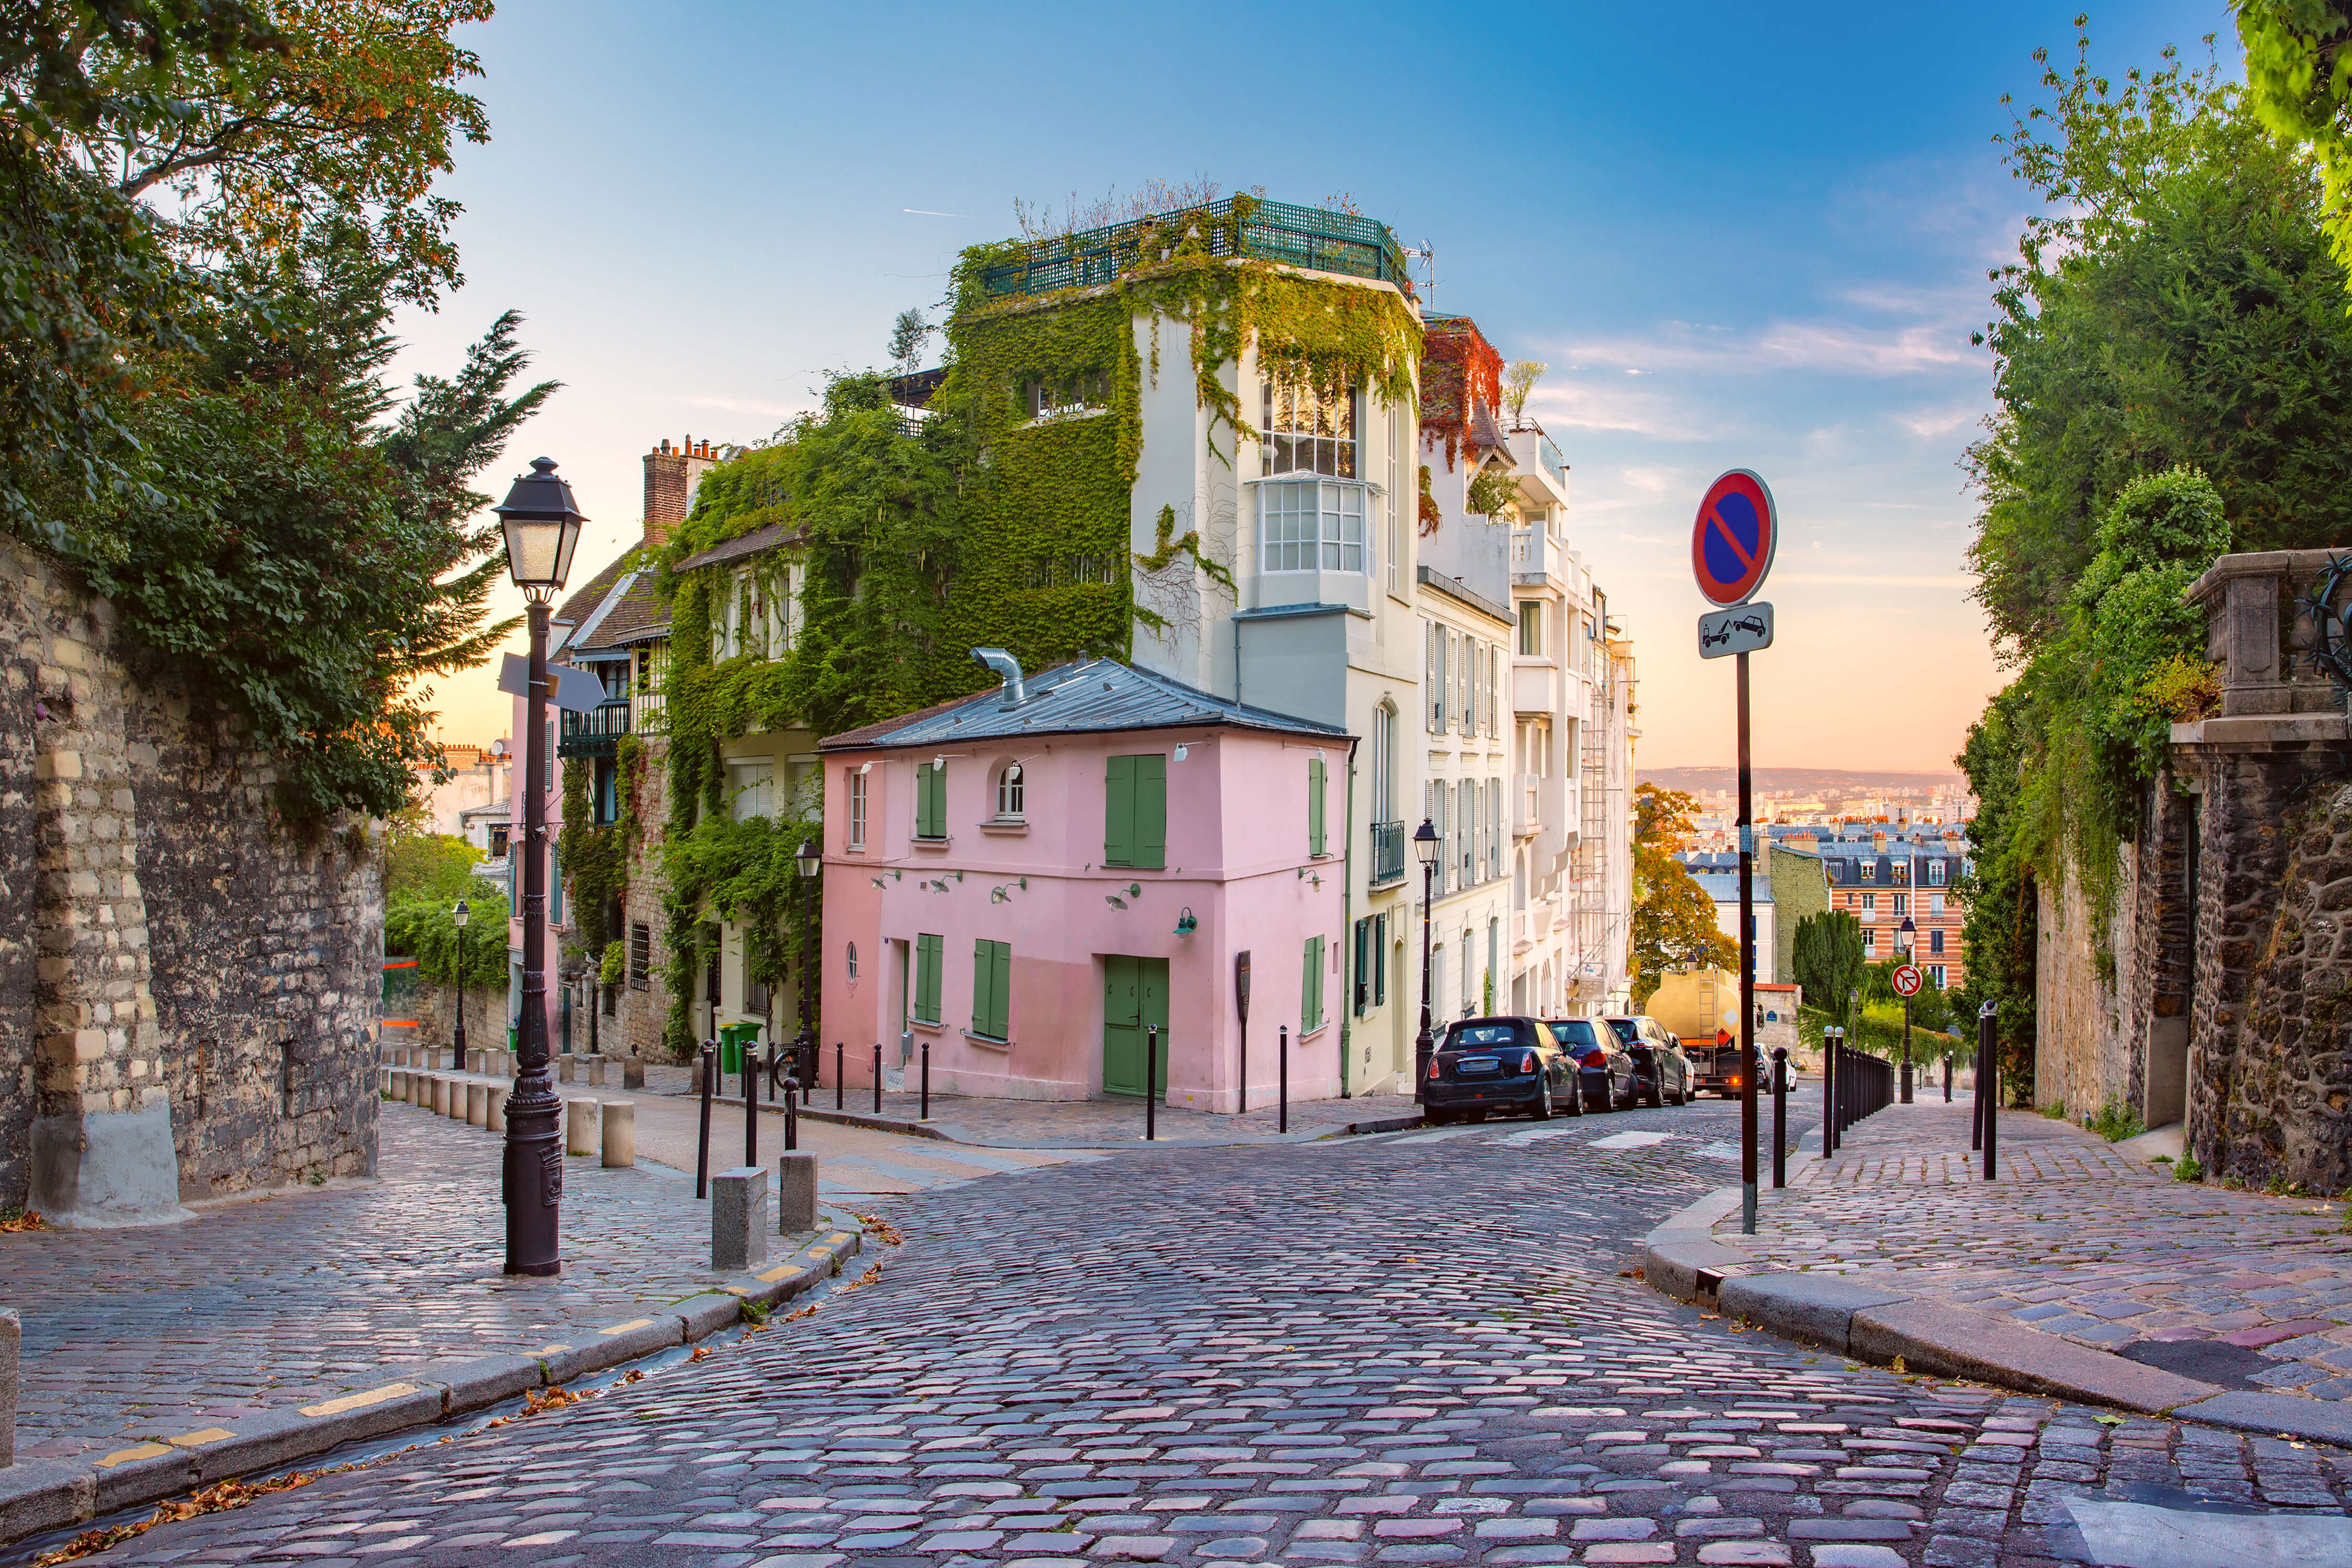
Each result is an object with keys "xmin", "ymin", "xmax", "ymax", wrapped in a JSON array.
[
  {"xmin": 917, "ymin": 933, "xmax": 942, "ymax": 1023},
  {"xmin": 1303, "ymin": 935, "xmax": 1324, "ymax": 1033},
  {"xmin": 1309, "ymin": 756, "xmax": 1327, "ymax": 856},
  {"xmin": 548, "ymin": 842, "xmax": 562, "ymax": 926},
  {"xmin": 917, "ymin": 763, "xmax": 947, "ymax": 838},
  {"xmin": 1136, "ymin": 754, "xmax": 1166, "ymax": 869},
  {"xmin": 971, "ymin": 938, "xmax": 994, "ymax": 1035},
  {"xmin": 988, "ymin": 940, "xmax": 1011, "ymax": 1039},
  {"xmin": 1105, "ymin": 754, "xmax": 1135, "ymax": 866}
]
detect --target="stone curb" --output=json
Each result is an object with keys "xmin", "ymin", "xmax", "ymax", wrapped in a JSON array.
[
  {"xmin": 1635, "ymin": 1183, "xmax": 2352, "ymax": 1447},
  {"xmin": 0, "ymin": 1223, "xmax": 868, "ymax": 1548},
  {"xmin": 779, "ymin": 1100, "xmax": 1424, "ymax": 1150}
]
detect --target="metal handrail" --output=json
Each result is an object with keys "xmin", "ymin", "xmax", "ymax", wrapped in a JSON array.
[
  {"xmin": 979, "ymin": 197, "xmax": 1412, "ymax": 300},
  {"xmin": 1370, "ymin": 820, "xmax": 1406, "ymax": 885}
]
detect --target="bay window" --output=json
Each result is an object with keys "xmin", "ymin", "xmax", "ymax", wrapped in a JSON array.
[
  {"xmin": 1259, "ymin": 478, "xmax": 1365, "ymax": 573},
  {"xmin": 1261, "ymin": 375, "xmax": 1356, "ymax": 477}
]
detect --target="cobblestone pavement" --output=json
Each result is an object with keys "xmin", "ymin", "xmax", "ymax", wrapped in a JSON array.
[
  {"xmin": 0, "ymin": 1100, "xmax": 1076, "ymax": 1461},
  {"xmin": 632, "ymin": 1060, "xmax": 1425, "ymax": 1147},
  {"xmin": 55, "ymin": 1098, "xmax": 2352, "ymax": 1566},
  {"xmin": 1726, "ymin": 1102, "xmax": 2352, "ymax": 1400}
]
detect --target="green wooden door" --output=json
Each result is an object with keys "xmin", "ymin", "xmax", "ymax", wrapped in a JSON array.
[{"xmin": 1101, "ymin": 954, "xmax": 1170, "ymax": 1098}]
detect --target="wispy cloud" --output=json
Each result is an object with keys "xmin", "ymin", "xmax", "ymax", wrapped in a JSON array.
[
  {"xmin": 683, "ymin": 392, "xmax": 810, "ymax": 420},
  {"xmin": 1524, "ymin": 383, "xmax": 1703, "ymax": 440}
]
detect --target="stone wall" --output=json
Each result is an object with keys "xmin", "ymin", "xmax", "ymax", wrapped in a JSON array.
[
  {"xmin": 0, "ymin": 539, "xmax": 381, "ymax": 1222},
  {"xmin": 616, "ymin": 746, "xmax": 680, "ymax": 1060}
]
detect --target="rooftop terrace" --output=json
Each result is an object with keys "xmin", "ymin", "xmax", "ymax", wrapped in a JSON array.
[{"xmin": 974, "ymin": 196, "xmax": 1414, "ymax": 303}]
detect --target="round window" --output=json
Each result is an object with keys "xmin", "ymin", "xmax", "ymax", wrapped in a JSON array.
[{"xmin": 846, "ymin": 941, "xmax": 859, "ymax": 981}]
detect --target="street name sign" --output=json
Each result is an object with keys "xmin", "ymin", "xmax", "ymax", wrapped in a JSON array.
[
  {"xmin": 1892, "ymin": 964, "xmax": 1923, "ymax": 998},
  {"xmin": 1699, "ymin": 601, "xmax": 1774, "ymax": 659},
  {"xmin": 499, "ymin": 654, "xmax": 606, "ymax": 714},
  {"xmin": 1692, "ymin": 469, "xmax": 1778, "ymax": 607}
]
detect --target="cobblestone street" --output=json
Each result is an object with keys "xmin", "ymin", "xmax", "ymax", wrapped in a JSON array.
[
  {"xmin": 1726, "ymin": 1103, "xmax": 2352, "ymax": 1397},
  {"xmin": 41, "ymin": 1098, "xmax": 2352, "ymax": 1566}
]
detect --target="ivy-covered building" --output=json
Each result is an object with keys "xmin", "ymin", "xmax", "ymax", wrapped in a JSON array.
[{"xmin": 554, "ymin": 193, "xmax": 1640, "ymax": 1100}]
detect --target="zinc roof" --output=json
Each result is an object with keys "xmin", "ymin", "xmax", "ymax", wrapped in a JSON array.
[{"xmin": 818, "ymin": 656, "xmax": 1352, "ymax": 752}]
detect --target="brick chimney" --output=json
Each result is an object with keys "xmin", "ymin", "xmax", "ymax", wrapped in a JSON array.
[{"xmin": 642, "ymin": 435, "xmax": 720, "ymax": 548}]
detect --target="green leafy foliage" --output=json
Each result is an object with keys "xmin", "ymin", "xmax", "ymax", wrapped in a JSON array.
[
  {"xmin": 384, "ymin": 883, "xmax": 506, "ymax": 987},
  {"xmin": 2086, "ymin": 1095, "xmax": 2148, "ymax": 1142},
  {"xmin": 384, "ymin": 829, "xmax": 481, "ymax": 906},
  {"xmin": 2239, "ymin": 0, "xmax": 2352, "ymax": 288},
  {"xmin": 558, "ymin": 732, "xmax": 642, "ymax": 959},
  {"xmin": 1630, "ymin": 783, "xmax": 1737, "ymax": 1008},
  {"xmin": 1792, "ymin": 909, "xmax": 1866, "ymax": 1017}
]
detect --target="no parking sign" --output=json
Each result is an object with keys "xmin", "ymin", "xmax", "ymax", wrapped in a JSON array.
[{"xmin": 1691, "ymin": 469, "xmax": 1778, "ymax": 607}]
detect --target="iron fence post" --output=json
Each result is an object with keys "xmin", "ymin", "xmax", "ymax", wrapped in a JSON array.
[
  {"xmin": 920, "ymin": 1039, "xmax": 931, "ymax": 1121},
  {"xmin": 1771, "ymin": 1045, "xmax": 1787, "ymax": 1189},
  {"xmin": 695, "ymin": 1042, "xmax": 714, "ymax": 1200},
  {"xmin": 1279, "ymin": 1024, "xmax": 1289, "ymax": 1134},
  {"xmin": 1145, "ymin": 1024, "xmax": 1158, "ymax": 1143}
]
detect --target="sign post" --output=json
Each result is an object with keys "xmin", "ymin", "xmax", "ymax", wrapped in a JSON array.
[
  {"xmin": 1892, "ymin": 961, "xmax": 1922, "ymax": 1105},
  {"xmin": 1235, "ymin": 951, "xmax": 1252, "ymax": 1115},
  {"xmin": 1692, "ymin": 469, "xmax": 1778, "ymax": 1237}
]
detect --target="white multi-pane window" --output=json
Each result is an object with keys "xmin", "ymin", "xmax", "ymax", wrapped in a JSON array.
[
  {"xmin": 1371, "ymin": 704, "xmax": 1393, "ymax": 823},
  {"xmin": 1488, "ymin": 778, "xmax": 1503, "ymax": 878},
  {"xmin": 1428, "ymin": 624, "xmax": 1447, "ymax": 732},
  {"xmin": 996, "ymin": 763, "xmax": 1025, "ymax": 820},
  {"xmin": 1458, "ymin": 636, "xmax": 1474, "ymax": 736},
  {"xmin": 728, "ymin": 758, "xmax": 775, "ymax": 822},
  {"xmin": 848, "ymin": 770, "xmax": 867, "ymax": 849},
  {"xmin": 1259, "ymin": 479, "xmax": 1365, "ymax": 573},
  {"xmin": 1261, "ymin": 375, "xmax": 1356, "ymax": 477},
  {"xmin": 1386, "ymin": 405, "xmax": 1403, "ymax": 595}
]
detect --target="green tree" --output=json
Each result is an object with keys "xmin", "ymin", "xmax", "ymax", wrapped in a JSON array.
[
  {"xmin": 1630, "ymin": 782, "xmax": 1737, "ymax": 1008},
  {"xmin": 2239, "ymin": 0, "xmax": 2352, "ymax": 286},
  {"xmin": 1792, "ymin": 909, "xmax": 1866, "ymax": 1018},
  {"xmin": 384, "ymin": 829, "xmax": 482, "ymax": 906}
]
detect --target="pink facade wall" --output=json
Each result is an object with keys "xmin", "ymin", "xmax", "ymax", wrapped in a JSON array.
[{"xmin": 820, "ymin": 724, "xmax": 1354, "ymax": 1112}]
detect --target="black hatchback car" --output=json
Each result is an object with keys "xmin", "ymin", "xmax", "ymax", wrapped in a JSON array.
[
  {"xmin": 1424, "ymin": 1017, "xmax": 1577, "ymax": 1122},
  {"xmin": 1546, "ymin": 1017, "xmax": 1636, "ymax": 1110},
  {"xmin": 1602, "ymin": 1014, "xmax": 1694, "ymax": 1107}
]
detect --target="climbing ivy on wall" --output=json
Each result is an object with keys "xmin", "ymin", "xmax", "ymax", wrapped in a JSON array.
[
  {"xmin": 645, "ymin": 193, "xmax": 1425, "ymax": 1054},
  {"xmin": 558, "ymin": 732, "xmax": 643, "ymax": 961}
]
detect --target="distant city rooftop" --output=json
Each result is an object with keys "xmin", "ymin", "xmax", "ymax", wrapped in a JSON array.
[{"xmin": 974, "ymin": 196, "xmax": 1413, "ymax": 303}]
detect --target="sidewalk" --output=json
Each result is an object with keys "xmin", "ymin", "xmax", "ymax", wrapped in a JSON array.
[
  {"xmin": 1642, "ymin": 1100, "xmax": 2352, "ymax": 1444},
  {"xmin": 633, "ymin": 1060, "xmax": 1424, "ymax": 1147}
]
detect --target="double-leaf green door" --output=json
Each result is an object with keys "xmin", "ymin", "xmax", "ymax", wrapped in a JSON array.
[{"xmin": 1102, "ymin": 954, "xmax": 1169, "ymax": 1098}]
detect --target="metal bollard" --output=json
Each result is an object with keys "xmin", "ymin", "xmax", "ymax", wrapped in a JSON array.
[
  {"xmin": 1820, "ymin": 1025, "xmax": 1839, "ymax": 1159},
  {"xmin": 1145, "ymin": 1024, "xmax": 1158, "ymax": 1143},
  {"xmin": 696, "ymin": 1043, "xmax": 715, "ymax": 1200},
  {"xmin": 873, "ymin": 1042, "xmax": 883, "ymax": 1114},
  {"xmin": 1771, "ymin": 1046, "xmax": 1788, "ymax": 1189},
  {"xmin": 920, "ymin": 1039, "xmax": 931, "ymax": 1121},
  {"xmin": 744, "ymin": 1035, "xmax": 759, "ymax": 1170},
  {"xmin": 1979, "ymin": 1001, "xmax": 1999, "ymax": 1180},
  {"xmin": 836, "ymin": 1041, "xmax": 845, "ymax": 1111},
  {"xmin": 1943, "ymin": 1052, "xmax": 1953, "ymax": 1103},
  {"xmin": 783, "ymin": 1079, "xmax": 799, "ymax": 1152},
  {"xmin": 1278, "ymin": 1023, "xmax": 1288, "ymax": 1134}
]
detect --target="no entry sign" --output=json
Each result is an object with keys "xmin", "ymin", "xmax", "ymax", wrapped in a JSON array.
[
  {"xmin": 1692, "ymin": 469, "xmax": 1778, "ymax": 607},
  {"xmin": 1892, "ymin": 963, "xmax": 1923, "ymax": 998}
]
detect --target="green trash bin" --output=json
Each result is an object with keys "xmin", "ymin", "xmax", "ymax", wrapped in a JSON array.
[{"xmin": 719, "ymin": 1021, "xmax": 762, "ymax": 1077}]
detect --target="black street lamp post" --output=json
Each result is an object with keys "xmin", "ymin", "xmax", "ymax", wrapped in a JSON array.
[
  {"xmin": 491, "ymin": 457, "xmax": 585, "ymax": 1278},
  {"xmin": 1896, "ymin": 915, "xmax": 1916, "ymax": 1104},
  {"xmin": 451, "ymin": 898, "xmax": 471, "ymax": 1071},
  {"xmin": 1412, "ymin": 818, "xmax": 1442, "ymax": 1102}
]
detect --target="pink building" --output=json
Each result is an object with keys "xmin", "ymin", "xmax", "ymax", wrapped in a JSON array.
[{"xmin": 820, "ymin": 654, "xmax": 1355, "ymax": 1112}]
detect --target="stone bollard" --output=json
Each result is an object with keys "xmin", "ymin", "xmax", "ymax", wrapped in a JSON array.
[
  {"xmin": 498, "ymin": 1049, "xmax": 515, "ymax": 1077},
  {"xmin": 602, "ymin": 1099, "xmax": 635, "ymax": 1168},
  {"xmin": 396, "ymin": 1069, "xmax": 413, "ymax": 1105},
  {"xmin": 487, "ymin": 1083, "xmax": 509, "ymax": 1133},
  {"xmin": 710, "ymin": 1166, "xmax": 768, "ymax": 1271},
  {"xmin": 430, "ymin": 1074, "xmax": 452, "ymax": 1117},
  {"xmin": 564, "ymin": 1098, "xmax": 599, "ymax": 1157},
  {"xmin": 623, "ymin": 1055, "xmax": 645, "ymax": 1090},
  {"xmin": 468, "ymin": 1048, "xmax": 486, "ymax": 1075},
  {"xmin": 586, "ymin": 1057, "xmax": 607, "ymax": 1088},
  {"xmin": 776, "ymin": 1151, "xmax": 818, "ymax": 1238},
  {"xmin": 445, "ymin": 1075, "xmax": 468, "ymax": 1120},
  {"xmin": 467, "ymin": 1082, "xmax": 489, "ymax": 1127},
  {"xmin": 559, "ymin": 1056, "xmax": 575, "ymax": 1084},
  {"xmin": 1, "ymin": 1306, "xmax": 17, "ymax": 1466}
]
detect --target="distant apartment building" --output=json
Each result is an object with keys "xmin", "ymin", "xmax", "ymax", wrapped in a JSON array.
[{"xmin": 1683, "ymin": 824, "xmax": 1967, "ymax": 990}]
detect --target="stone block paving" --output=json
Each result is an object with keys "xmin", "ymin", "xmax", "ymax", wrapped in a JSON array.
[
  {"xmin": 0, "ymin": 1104, "xmax": 841, "ymax": 1460},
  {"xmin": 51, "ymin": 1099, "xmax": 2352, "ymax": 1567},
  {"xmin": 636, "ymin": 1058, "xmax": 1424, "ymax": 1147},
  {"xmin": 1730, "ymin": 1102, "xmax": 2352, "ymax": 1398}
]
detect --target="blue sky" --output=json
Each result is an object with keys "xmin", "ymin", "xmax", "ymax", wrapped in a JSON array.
[{"xmin": 402, "ymin": 1, "xmax": 2243, "ymax": 773}]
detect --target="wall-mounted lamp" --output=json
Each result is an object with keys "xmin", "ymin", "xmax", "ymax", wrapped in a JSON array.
[
  {"xmin": 1174, "ymin": 744, "xmax": 1189, "ymax": 762},
  {"xmin": 1174, "ymin": 906, "xmax": 1197, "ymax": 936},
  {"xmin": 932, "ymin": 754, "xmax": 944, "ymax": 771},
  {"xmin": 1126, "ymin": 882, "xmax": 1142, "ymax": 898},
  {"xmin": 1106, "ymin": 895, "xmax": 1129, "ymax": 910}
]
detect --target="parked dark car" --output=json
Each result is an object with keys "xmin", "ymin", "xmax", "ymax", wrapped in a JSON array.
[
  {"xmin": 1602, "ymin": 1014, "xmax": 1693, "ymax": 1106},
  {"xmin": 1546, "ymin": 1017, "xmax": 1635, "ymax": 1110},
  {"xmin": 1424, "ymin": 1017, "xmax": 1577, "ymax": 1123}
]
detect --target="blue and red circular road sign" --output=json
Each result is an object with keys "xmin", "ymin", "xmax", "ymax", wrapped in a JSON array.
[{"xmin": 1692, "ymin": 469, "xmax": 1778, "ymax": 607}]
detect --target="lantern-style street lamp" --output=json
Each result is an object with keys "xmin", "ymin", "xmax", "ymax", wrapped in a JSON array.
[
  {"xmin": 1412, "ymin": 817, "xmax": 1443, "ymax": 1102},
  {"xmin": 491, "ymin": 457, "xmax": 587, "ymax": 1278},
  {"xmin": 451, "ymin": 898, "xmax": 471, "ymax": 1071}
]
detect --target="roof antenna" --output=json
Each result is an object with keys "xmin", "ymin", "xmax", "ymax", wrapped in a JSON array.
[{"xmin": 973, "ymin": 646, "xmax": 1025, "ymax": 706}]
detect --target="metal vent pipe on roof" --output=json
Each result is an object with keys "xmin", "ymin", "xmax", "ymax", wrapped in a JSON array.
[{"xmin": 973, "ymin": 646, "xmax": 1025, "ymax": 706}]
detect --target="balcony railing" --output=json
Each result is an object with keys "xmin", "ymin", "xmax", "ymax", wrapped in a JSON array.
[
  {"xmin": 1369, "ymin": 820, "xmax": 1407, "ymax": 886},
  {"xmin": 978, "ymin": 197, "xmax": 1413, "ymax": 302},
  {"xmin": 557, "ymin": 697, "xmax": 630, "ymax": 758}
]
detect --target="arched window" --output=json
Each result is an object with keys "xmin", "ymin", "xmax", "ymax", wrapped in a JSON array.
[{"xmin": 996, "ymin": 763, "xmax": 1025, "ymax": 820}]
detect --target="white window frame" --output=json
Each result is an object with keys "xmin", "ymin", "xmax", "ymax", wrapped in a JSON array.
[
  {"xmin": 1260, "ymin": 375, "xmax": 1357, "ymax": 478},
  {"xmin": 848, "ymin": 769, "xmax": 868, "ymax": 849},
  {"xmin": 996, "ymin": 763, "xmax": 1025, "ymax": 821},
  {"xmin": 728, "ymin": 758, "xmax": 775, "ymax": 822},
  {"xmin": 1258, "ymin": 478, "xmax": 1366, "ymax": 574}
]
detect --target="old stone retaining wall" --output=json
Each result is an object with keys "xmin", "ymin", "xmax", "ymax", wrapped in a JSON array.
[{"xmin": 0, "ymin": 538, "xmax": 381, "ymax": 1221}]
